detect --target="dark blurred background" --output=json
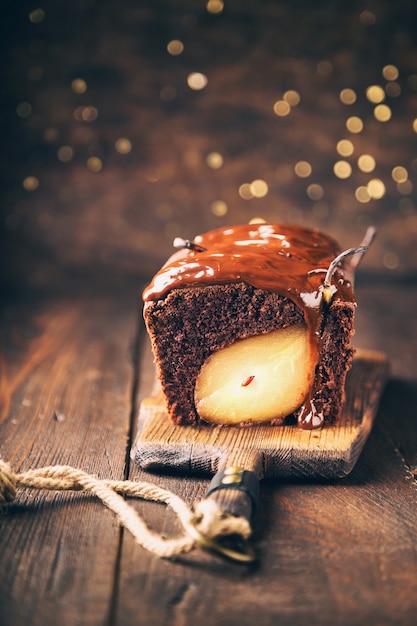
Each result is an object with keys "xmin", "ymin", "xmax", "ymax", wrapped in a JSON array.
[{"xmin": 1, "ymin": 0, "xmax": 417, "ymax": 290}]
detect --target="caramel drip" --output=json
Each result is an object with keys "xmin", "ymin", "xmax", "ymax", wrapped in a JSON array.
[{"xmin": 143, "ymin": 223, "xmax": 355, "ymax": 429}]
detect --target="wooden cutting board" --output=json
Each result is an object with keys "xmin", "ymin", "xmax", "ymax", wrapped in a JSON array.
[{"xmin": 132, "ymin": 348, "xmax": 389, "ymax": 481}]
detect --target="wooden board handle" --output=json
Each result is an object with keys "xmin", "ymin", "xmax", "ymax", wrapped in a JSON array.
[{"xmin": 191, "ymin": 456, "xmax": 262, "ymax": 563}]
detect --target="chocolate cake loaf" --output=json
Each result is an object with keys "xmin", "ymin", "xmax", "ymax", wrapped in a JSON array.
[{"xmin": 143, "ymin": 222, "xmax": 367, "ymax": 429}]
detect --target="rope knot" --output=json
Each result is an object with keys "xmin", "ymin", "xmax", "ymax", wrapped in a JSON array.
[{"xmin": 0, "ymin": 460, "xmax": 17, "ymax": 504}]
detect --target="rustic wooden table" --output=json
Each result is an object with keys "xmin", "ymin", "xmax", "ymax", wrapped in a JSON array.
[
  {"xmin": 1, "ymin": 275, "xmax": 416, "ymax": 626},
  {"xmin": 2, "ymin": 1, "xmax": 417, "ymax": 623}
]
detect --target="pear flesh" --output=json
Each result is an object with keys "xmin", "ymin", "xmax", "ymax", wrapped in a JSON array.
[{"xmin": 194, "ymin": 324, "xmax": 315, "ymax": 425}]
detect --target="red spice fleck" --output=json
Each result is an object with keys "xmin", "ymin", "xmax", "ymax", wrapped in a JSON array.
[{"xmin": 241, "ymin": 375, "xmax": 255, "ymax": 387}]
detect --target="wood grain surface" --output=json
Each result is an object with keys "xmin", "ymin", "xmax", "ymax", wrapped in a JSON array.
[
  {"xmin": 132, "ymin": 349, "xmax": 389, "ymax": 480},
  {"xmin": 0, "ymin": 294, "xmax": 140, "ymax": 626},
  {"xmin": 0, "ymin": 290, "xmax": 417, "ymax": 626}
]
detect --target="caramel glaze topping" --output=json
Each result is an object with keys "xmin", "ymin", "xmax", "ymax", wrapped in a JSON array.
[{"xmin": 143, "ymin": 223, "xmax": 356, "ymax": 429}]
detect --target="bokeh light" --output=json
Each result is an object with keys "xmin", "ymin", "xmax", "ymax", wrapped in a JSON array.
[
  {"xmin": 306, "ymin": 184, "xmax": 324, "ymax": 200},
  {"xmin": 23, "ymin": 176, "xmax": 39, "ymax": 191},
  {"xmin": 283, "ymin": 90, "xmax": 301, "ymax": 106},
  {"xmin": 115, "ymin": 138, "xmax": 132, "ymax": 154},
  {"xmin": 206, "ymin": 152, "xmax": 224, "ymax": 169},
  {"xmin": 294, "ymin": 161, "xmax": 312, "ymax": 178},
  {"xmin": 167, "ymin": 40, "xmax": 184, "ymax": 55},
  {"xmin": 273, "ymin": 100, "xmax": 291, "ymax": 116},
  {"xmin": 339, "ymin": 89, "xmax": 357, "ymax": 105},
  {"xmin": 333, "ymin": 161, "xmax": 352, "ymax": 179},
  {"xmin": 359, "ymin": 10, "xmax": 376, "ymax": 25},
  {"xmin": 71, "ymin": 78, "xmax": 87, "ymax": 94},
  {"xmin": 206, "ymin": 0, "xmax": 224, "ymax": 13},
  {"xmin": 86, "ymin": 157, "xmax": 103, "ymax": 172},
  {"xmin": 391, "ymin": 166, "xmax": 408, "ymax": 183},
  {"xmin": 211, "ymin": 200, "xmax": 228, "ymax": 216},
  {"xmin": 366, "ymin": 85, "xmax": 385, "ymax": 103},
  {"xmin": 355, "ymin": 186, "xmax": 371, "ymax": 203},
  {"xmin": 187, "ymin": 72, "xmax": 208, "ymax": 90},
  {"xmin": 382, "ymin": 65, "xmax": 399, "ymax": 81},
  {"xmin": 367, "ymin": 178, "xmax": 386, "ymax": 199},
  {"xmin": 57, "ymin": 146, "xmax": 74, "ymax": 162},
  {"xmin": 357, "ymin": 155, "xmax": 376, "ymax": 173},
  {"xmin": 238, "ymin": 183, "xmax": 253, "ymax": 200},
  {"xmin": 250, "ymin": 179, "xmax": 269, "ymax": 198},
  {"xmin": 346, "ymin": 116, "xmax": 363, "ymax": 133},
  {"xmin": 374, "ymin": 104, "xmax": 392, "ymax": 122},
  {"xmin": 29, "ymin": 8, "xmax": 45, "ymax": 23},
  {"xmin": 336, "ymin": 139, "xmax": 354, "ymax": 156}
]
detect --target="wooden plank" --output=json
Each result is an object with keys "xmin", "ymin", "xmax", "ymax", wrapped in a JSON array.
[
  {"xmin": 132, "ymin": 349, "xmax": 389, "ymax": 480},
  {"xmin": 114, "ymin": 345, "xmax": 417, "ymax": 626},
  {"xmin": 0, "ymin": 293, "xmax": 139, "ymax": 626}
]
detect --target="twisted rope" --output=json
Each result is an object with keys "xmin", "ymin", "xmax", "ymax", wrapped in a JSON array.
[{"xmin": 0, "ymin": 460, "xmax": 250, "ymax": 560}]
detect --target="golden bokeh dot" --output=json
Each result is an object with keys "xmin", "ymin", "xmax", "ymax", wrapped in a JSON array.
[
  {"xmin": 367, "ymin": 178, "xmax": 386, "ymax": 199},
  {"xmin": 383, "ymin": 251, "xmax": 399, "ymax": 270},
  {"xmin": 333, "ymin": 160, "xmax": 352, "ymax": 179},
  {"xmin": 355, "ymin": 186, "xmax": 371, "ymax": 203},
  {"xmin": 23, "ymin": 176, "xmax": 39, "ymax": 191},
  {"xmin": 115, "ymin": 138, "xmax": 132, "ymax": 154},
  {"xmin": 294, "ymin": 161, "xmax": 312, "ymax": 178},
  {"xmin": 187, "ymin": 72, "xmax": 208, "ymax": 90},
  {"xmin": 16, "ymin": 102, "xmax": 32, "ymax": 118},
  {"xmin": 397, "ymin": 180, "xmax": 413, "ymax": 195},
  {"xmin": 357, "ymin": 154, "xmax": 376, "ymax": 173},
  {"xmin": 211, "ymin": 200, "xmax": 228, "ymax": 217},
  {"xmin": 71, "ymin": 78, "xmax": 87, "ymax": 94},
  {"xmin": 29, "ymin": 8, "xmax": 45, "ymax": 23},
  {"xmin": 206, "ymin": 0, "xmax": 224, "ymax": 13},
  {"xmin": 359, "ymin": 10, "xmax": 376, "ymax": 25},
  {"xmin": 273, "ymin": 100, "xmax": 291, "ymax": 117},
  {"xmin": 206, "ymin": 152, "xmax": 224, "ymax": 169},
  {"xmin": 339, "ymin": 88, "xmax": 357, "ymax": 105},
  {"xmin": 306, "ymin": 183, "xmax": 324, "ymax": 201},
  {"xmin": 391, "ymin": 166, "xmax": 408, "ymax": 183},
  {"xmin": 57, "ymin": 145, "xmax": 74, "ymax": 162},
  {"xmin": 346, "ymin": 116, "xmax": 364, "ymax": 133},
  {"xmin": 374, "ymin": 104, "xmax": 392, "ymax": 122},
  {"xmin": 167, "ymin": 40, "xmax": 184, "ymax": 55},
  {"xmin": 336, "ymin": 139, "xmax": 354, "ymax": 157},
  {"xmin": 248, "ymin": 217, "xmax": 267, "ymax": 224},
  {"xmin": 366, "ymin": 85, "xmax": 385, "ymax": 103},
  {"xmin": 382, "ymin": 65, "xmax": 399, "ymax": 81},
  {"xmin": 238, "ymin": 183, "xmax": 253, "ymax": 200},
  {"xmin": 86, "ymin": 156, "xmax": 103, "ymax": 172},
  {"xmin": 283, "ymin": 90, "xmax": 301, "ymax": 106},
  {"xmin": 385, "ymin": 82, "xmax": 401, "ymax": 98},
  {"xmin": 81, "ymin": 106, "xmax": 98, "ymax": 122},
  {"xmin": 413, "ymin": 119, "xmax": 417, "ymax": 133},
  {"xmin": 250, "ymin": 179, "xmax": 269, "ymax": 198}
]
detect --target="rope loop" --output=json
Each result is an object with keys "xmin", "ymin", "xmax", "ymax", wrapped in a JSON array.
[
  {"xmin": 0, "ymin": 460, "xmax": 254, "ymax": 562},
  {"xmin": 0, "ymin": 460, "xmax": 17, "ymax": 504}
]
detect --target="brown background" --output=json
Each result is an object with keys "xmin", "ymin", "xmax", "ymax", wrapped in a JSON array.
[
  {"xmin": 1, "ymin": 0, "xmax": 417, "ymax": 287},
  {"xmin": 1, "ymin": 3, "xmax": 417, "ymax": 625}
]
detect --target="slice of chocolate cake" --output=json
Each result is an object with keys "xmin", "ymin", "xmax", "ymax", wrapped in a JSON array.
[{"xmin": 142, "ymin": 222, "xmax": 369, "ymax": 429}]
